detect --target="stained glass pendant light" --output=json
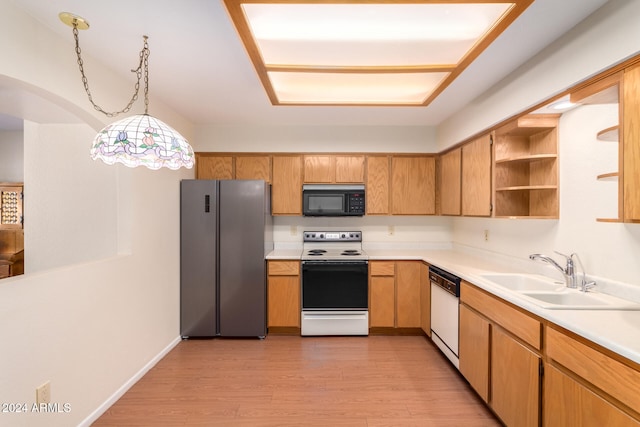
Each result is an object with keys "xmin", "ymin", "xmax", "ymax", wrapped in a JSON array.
[{"xmin": 59, "ymin": 12, "xmax": 194, "ymax": 170}]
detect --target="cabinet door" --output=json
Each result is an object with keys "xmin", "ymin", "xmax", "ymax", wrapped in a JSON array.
[
  {"xmin": 335, "ymin": 155, "xmax": 365, "ymax": 183},
  {"xmin": 462, "ymin": 134, "xmax": 492, "ymax": 216},
  {"xmin": 439, "ymin": 148, "xmax": 461, "ymax": 215},
  {"xmin": 369, "ymin": 276, "xmax": 395, "ymax": 327},
  {"xmin": 366, "ymin": 156, "xmax": 390, "ymax": 214},
  {"xmin": 624, "ymin": 63, "xmax": 640, "ymax": 221},
  {"xmin": 272, "ymin": 156, "xmax": 302, "ymax": 215},
  {"xmin": 544, "ymin": 364, "xmax": 639, "ymax": 427},
  {"xmin": 419, "ymin": 263, "xmax": 430, "ymax": 335},
  {"xmin": 491, "ymin": 327, "xmax": 540, "ymax": 427},
  {"xmin": 236, "ymin": 156, "xmax": 271, "ymax": 182},
  {"xmin": 304, "ymin": 155, "xmax": 334, "ymax": 183},
  {"xmin": 196, "ymin": 155, "xmax": 233, "ymax": 179},
  {"xmin": 267, "ymin": 275, "xmax": 300, "ymax": 328},
  {"xmin": 396, "ymin": 261, "xmax": 421, "ymax": 327},
  {"xmin": 459, "ymin": 305, "xmax": 490, "ymax": 403},
  {"xmin": 391, "ymin": 156, "xmax": 436, "ymax": 215}
]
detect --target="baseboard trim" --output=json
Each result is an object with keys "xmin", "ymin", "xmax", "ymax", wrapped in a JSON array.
[{"xmin": 78, "ymin": 335, "xmax": 182, "ymax": 427}]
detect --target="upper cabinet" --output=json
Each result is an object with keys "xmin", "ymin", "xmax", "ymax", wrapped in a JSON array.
[
  {"xmin": 196, "ymin": 154, "xmax": 271, "ymax": 182},
  {"xmin": 462, "ymin": 133, "xmax": 493, "ymax": 216},
  {"xmin": 493, "ymin": 114, "xmax": 559, "ymax": 219},
  {"xmin": 623, "ymin": 63, "xmax": 640, "ymax": 222},
  {"xmin": 439, "ymin": 133, "xmax": 492, "ymax": 217},
  {"xmin": 303, "ymin": 155, "xmax": 365, "ymax": 183},
  {"xmin": 272, "ymin": 155, "xmax": 303, "ymax": 216},
  {"xmin": 439, "ymin": 148, "xmax": 461, "ymax": 216},
  {"xmin": 391, "ymin": 156, "xmax": 436, "ymax": 215},
  {"xmin": 196, "ymin": 154, "xmax": 233, "ymax": 180},
  {"xmin": 365, "ymin": 156, "xmax": 390, "ymax": 215}
]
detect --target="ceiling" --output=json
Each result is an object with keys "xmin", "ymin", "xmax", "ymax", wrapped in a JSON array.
[{"xmin": 3, "ymin": 0, "xmax": 608, "ymax": 130}]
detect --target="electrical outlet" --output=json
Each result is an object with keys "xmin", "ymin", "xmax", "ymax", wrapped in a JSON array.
[
  {"xmin": 36, "ymin": 381, "xmax": 51, "ymax": 405},
  {"xmin": 388, "ymin": 225, "xmax": 395, "ymax": 236},
  {"xmin": 484, "ymin": 229, "xmax": 489, "ymax": 241}
]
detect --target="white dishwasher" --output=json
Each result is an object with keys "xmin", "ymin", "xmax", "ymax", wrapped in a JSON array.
[{"xmin": 429, "ymin": 265, "xmax": 461, "ymax": 370}]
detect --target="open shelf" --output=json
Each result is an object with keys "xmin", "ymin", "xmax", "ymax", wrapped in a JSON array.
[
  {"xmin": 596, "ymin": 172, "xmax": 619, "ymax": 181},
  {"xmin": 495, "ymin": 154, "xmax": 557, "ymax": 164},
  {"xmin": 496, "ymin": 185, "xmax": 558, "ymax": 192},
  {"xmin": 493, "ymin": 114, "xmax": 559, "ymax": 219},
  {"xmin": 597, "ymin": 126, "xmax": 619, "ymax": 142}
]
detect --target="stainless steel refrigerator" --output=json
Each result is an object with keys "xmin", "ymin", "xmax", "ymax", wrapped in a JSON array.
[{"xmin": 180, "ymin": 180, "xmax": 273, "ymax": 338}]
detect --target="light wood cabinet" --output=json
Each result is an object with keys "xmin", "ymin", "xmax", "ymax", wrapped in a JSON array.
[
  {"xmin": 546, "ymin": 326, "xmax": 640, "ymax": 421},
  {"xmin": 459, "ymin": 304, "xmax": 490, "ymax": 403},
  {"xmin": 391, "ymin": 156, "xmax": 436, "ymax": 215},
  {"xmin": 196, "ymin": 155, "xmax": 233, "ymax": 179},
  {"xmin": 491, "ymin": 327, "xmax": 540, "ymax": 427},
  {"xmin": 439, "ymin": 148, "xmax": 461, "ymax": 215},
  {"xmin": 493, "ymin": 114, "xmax": 559, "ymax": 218},
  {"xmin": 303, "ymin": 155, "xmax": 364, "ymax": 183},
  {"xmin": 267, "ymin": 260, "xmax": 300, "ymax": 329},
  {"xmin": 419, "ymin": 262, "xmax": 430, "ymax": 335},
  {"xmin": 196, "ymin": 154, "xmax": 271, "ymax": 181},
  {"xmin": 235, "ymin": 155, "xmax": 271, "ymax": 182},
  {"xmin": 365, "ymin": 156, "xmax": 390, "ymax": 214},
  {"xmin": 624, "ymin": 63, "xmax": 640, "ymax": 222},
  {"xmin": 369, "ymin": 261, "xmax": 395, "ymax": 327},
  {"xmin": 369, "ymin": 261, "xmax": 421, "ymax": 329},
  {"xmin": 459, "ymin": 282, "xmax": 542, "ymax": 426},
  {"xmin": 272, "ymin": 155, "xmax": 302, "ymax": 215},
  {"xmin": 544, "ymin": 364, "xmax": 639, "ymax": 427},
  {"xmin": 462, "ymin": 133, "xmax": 492, "ymax": 216}
]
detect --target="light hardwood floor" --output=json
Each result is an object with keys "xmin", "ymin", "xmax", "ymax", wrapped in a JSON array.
[{"xmin": 93, "ymin": 335, "xmax": 500, "ymax": 426}]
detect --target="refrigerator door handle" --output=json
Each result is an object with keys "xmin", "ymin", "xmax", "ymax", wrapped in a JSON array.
[{"xmin": 205, "ymin": 194, "xmax": 210, "ymax": 212}]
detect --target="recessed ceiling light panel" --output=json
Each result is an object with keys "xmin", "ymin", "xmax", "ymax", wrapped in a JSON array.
[{"xmin": 224, "ymin": 1, "xmax": 534, "ymax": 106}]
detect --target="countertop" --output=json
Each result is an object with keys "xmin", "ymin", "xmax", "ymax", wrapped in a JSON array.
[{"xmin": 266, "ymin": 247, "xmax": 640, "ymax": 365}]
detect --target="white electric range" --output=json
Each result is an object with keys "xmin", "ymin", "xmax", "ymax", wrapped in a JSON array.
[{"xmin": 300, "ymin": 231, "xmax": 369, "ymax": 336}]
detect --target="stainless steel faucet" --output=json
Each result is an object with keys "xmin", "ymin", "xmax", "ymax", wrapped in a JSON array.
[
  {"xmin": 529, "ymin": 251, "xmax": 597, "ymax": 291},
  {"xmin": 529, "ymin": 252, "xmax": 577, "ymax": 288}
]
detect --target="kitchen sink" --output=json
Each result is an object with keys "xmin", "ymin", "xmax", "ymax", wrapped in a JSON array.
[
  {"xmin": 479, "ymin": 273, "xmax": 564, "ymax": 291},
  {"xmin": 479, "ymin": 273, "xmax": 640, "ymax": 310},
  {"xmin": 520, "ymin": 290, "xmax": 640, "ymax": 310}
]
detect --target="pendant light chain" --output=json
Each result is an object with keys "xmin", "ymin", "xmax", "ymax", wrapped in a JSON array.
[{"xmin": 72, "ymin": 24, "xmax": 150, "ymax": 117}]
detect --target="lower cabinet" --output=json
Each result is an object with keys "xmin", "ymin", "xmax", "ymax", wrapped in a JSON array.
[
  {"xmin": 419, "ymin": 262, "xmax": 430, "ymax": 335},
  {"xmin": 544, "ymin": 364, "xmax": 639, "ymax": 427},
  {"xmin": 459, "ymin": 282, "xmax": 542, "ymax": 427},
  {"xmin": 491, "ymin": 327, "xmax": 540, "ymax": 427},
  {"xmin": 545, "ymin": 326, "xmax": 640, "ymax": 426},
  {"xmin": 369, "ymin": 260, "xmax": 421, "ymax": 329},
  {"xmin": 267, "ymin": 260, "xmax": 300, "ymax": 330}
]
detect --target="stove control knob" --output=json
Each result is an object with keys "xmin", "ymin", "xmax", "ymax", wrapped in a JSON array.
[
  {"xmin": 319, "ymin": 233, "xmax": 324, "ymax": 238},
  {"xmin": 341, "ymin": 233, "xmax": 346, "ymax": 238}
]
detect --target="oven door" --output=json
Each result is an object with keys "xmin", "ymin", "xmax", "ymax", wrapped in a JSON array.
[{"xmin": 301, "ymin": 261, "xmax": 368, "ymax": 310}]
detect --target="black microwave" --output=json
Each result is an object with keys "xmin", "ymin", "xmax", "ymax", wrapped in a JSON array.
[{"xmin": 302, "ymin": 184, "xmax": 365, "ymax": 216}]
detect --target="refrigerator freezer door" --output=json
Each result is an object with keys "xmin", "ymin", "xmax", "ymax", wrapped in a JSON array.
[
  {"xmin": 219, "ymin": 180, "xmax": 268, "ymax": 337},
  {"xmin": 180, "ymin": 180, "xmax": 218, "ymax": 337}
]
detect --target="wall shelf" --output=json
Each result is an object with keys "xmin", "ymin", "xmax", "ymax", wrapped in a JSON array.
[
  {"xmin": 493, "ymin": 114, "xmax": 559, "ymax": 219},
  {"xmin": 596, "ymin": 125, "xmax": 619, "ymax": 142}
]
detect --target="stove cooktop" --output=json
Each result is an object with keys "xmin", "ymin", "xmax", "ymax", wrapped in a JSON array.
[{"xmin": 301, "ymin": 231, "xmax": 368, "ymax": 261}]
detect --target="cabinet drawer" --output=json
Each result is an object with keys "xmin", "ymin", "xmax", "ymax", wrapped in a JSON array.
[
  {"xmin": 370, "ymin": 261, "xmax": 395, "ymax": 276},
  {"xmin": 268, "ymin": 260, "xmax": 300, "ymax": 276},
  {"xmin": 461, "ymin": 282, "xmax": 541, "ymax": 349},
  {"xmin": 546, "ymin": 326, "xmax": 640, "ymax": 413}
]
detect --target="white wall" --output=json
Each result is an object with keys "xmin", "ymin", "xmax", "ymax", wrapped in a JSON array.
[
  {"xmin": 445, "ymin": 0, "xmax": 640, "ymax": 287},
  {"xmin": 0, "ymin": 3, "xmax": 194, "ymax": 426},
  {"xmin": 0, "ymin": 130, "xmax": 24, "ymax": 182},
  {"xmin": 194, "ymin": 124, "xmax": 437, "ymax": 153},
  {"xmin": 438, "ymin": 0, "xmax": 640, "ymax": 150}
]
